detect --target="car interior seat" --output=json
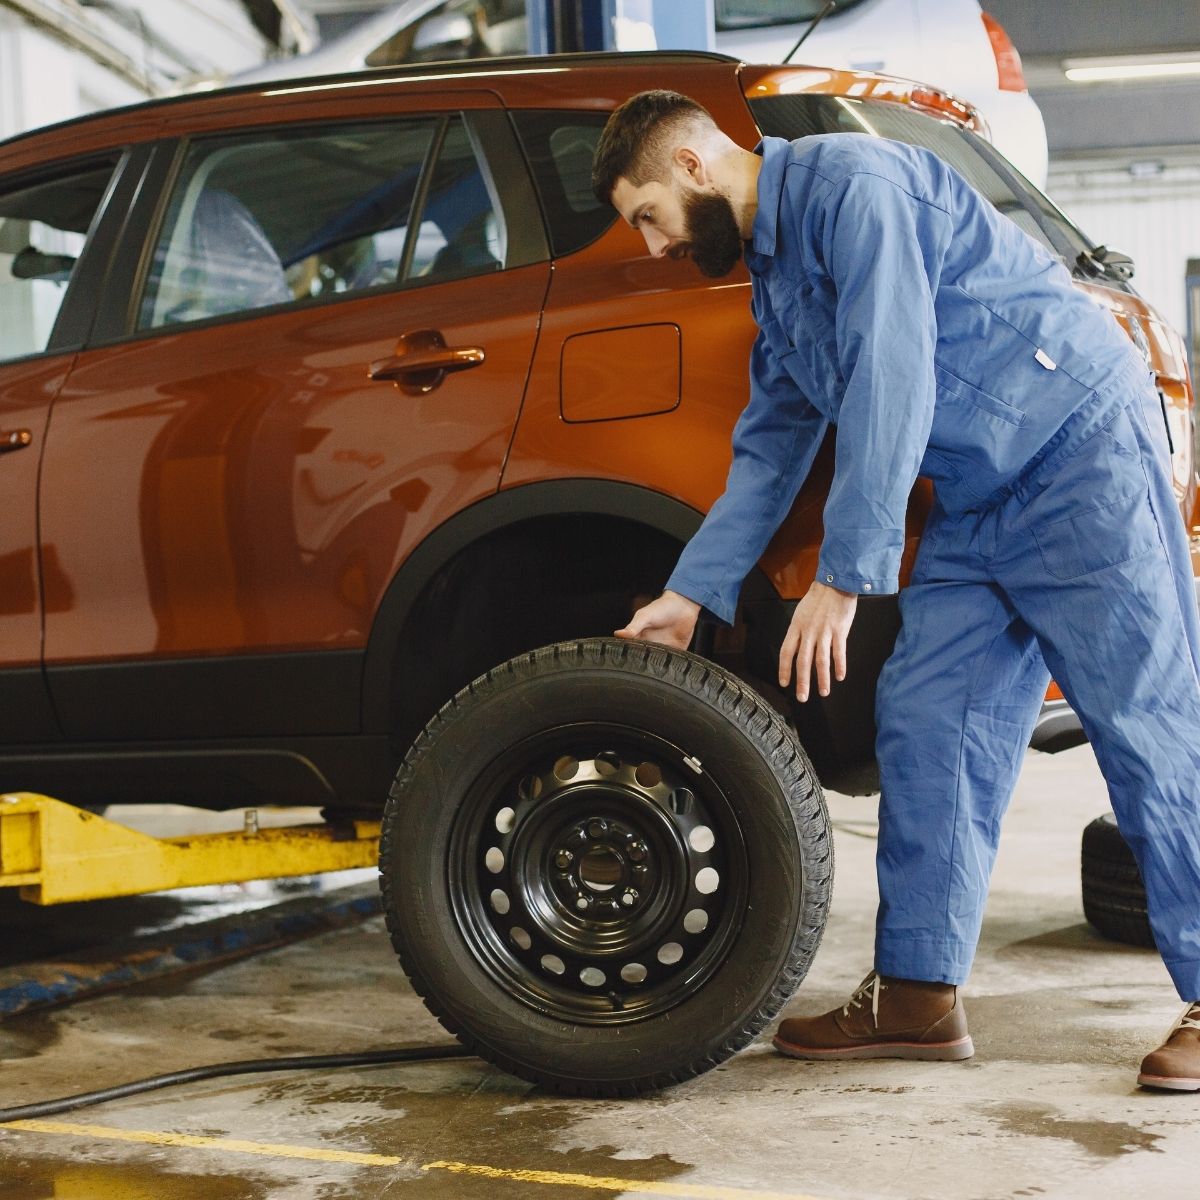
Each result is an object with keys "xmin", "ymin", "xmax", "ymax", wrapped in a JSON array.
[{"xmin": 157, "ymin": 188, "xmax": 291, "ymax": 323}]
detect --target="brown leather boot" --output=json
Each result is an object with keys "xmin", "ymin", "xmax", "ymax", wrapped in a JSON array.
[
  {"xmin": 1138, "ymin": 1003, "xmax": 1200, "ymax": 1090},
  {"xmin": 773, "ymin": 971, "xmax": 974, "ymax": 1061}
]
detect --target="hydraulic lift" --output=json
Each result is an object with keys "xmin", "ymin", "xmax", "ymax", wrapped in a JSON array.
[{"xmin": 0, "ymin": 792, "xmax": 379, "ymax": 905}]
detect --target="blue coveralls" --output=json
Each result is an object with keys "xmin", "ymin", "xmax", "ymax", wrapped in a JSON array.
[{"xmin": 666, "ymin": 135, "xmax": 1200, "ymax": 1001}]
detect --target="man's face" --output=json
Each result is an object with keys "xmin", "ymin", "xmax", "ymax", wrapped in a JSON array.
[{"xmin": 612, "ymin": 176, "xmax": 743, "ymax": 279}]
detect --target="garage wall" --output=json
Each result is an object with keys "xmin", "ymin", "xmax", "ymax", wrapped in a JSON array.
[
  {"xmin": 1049, "ymin": 157, "xmax": 1200, "ymax": 338},
  {"xmin": 0, "ymin": 1, "xmax": 275, "ymax": 141}
]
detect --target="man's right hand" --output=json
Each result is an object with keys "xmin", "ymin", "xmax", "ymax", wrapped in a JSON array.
[{"xmin": 615, "ymin": 590, "xmax": 701, "ymax": 649}]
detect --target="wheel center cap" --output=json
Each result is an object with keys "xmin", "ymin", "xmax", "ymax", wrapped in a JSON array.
[{"xmin": 552, "ymin": 816, "xmax": 651, "ymax": 915}]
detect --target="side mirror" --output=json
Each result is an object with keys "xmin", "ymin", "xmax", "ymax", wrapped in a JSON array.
[
  {"xmin": 11, "ymin": 246, "xmax": 76, "ymax": 282},
  {"xmin": 412, "ymin": 12, "xmax": 475, "ymax": 57}
]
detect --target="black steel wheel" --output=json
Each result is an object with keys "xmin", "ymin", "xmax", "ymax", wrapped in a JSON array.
[{"xmin": 379, "ymin": 638, "xmax": 832, "ymax": 1095}]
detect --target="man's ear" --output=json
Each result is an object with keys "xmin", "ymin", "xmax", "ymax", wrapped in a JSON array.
[{"xmin": 672, "ymin": 145, "xmax": 708, "ymax": 187}]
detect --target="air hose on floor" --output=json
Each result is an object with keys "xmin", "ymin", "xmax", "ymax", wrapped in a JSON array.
[{"xmin": 0, "ymin": 1043, "xmax": 477, "ymax": 1123}]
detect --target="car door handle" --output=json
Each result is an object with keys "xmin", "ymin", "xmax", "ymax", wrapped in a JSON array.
[
  {"xmin": 0, "ymin": 429, "xmax": 32, "ymax": 454},
  {"xmin": 368, "ymin": 329, "xmax": 485, "ymax": 396}
]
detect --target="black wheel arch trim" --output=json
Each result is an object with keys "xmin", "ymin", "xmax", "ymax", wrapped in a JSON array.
[{"xmin": 360, "ymin": 480, "xmax": 710, "ymax": 732}]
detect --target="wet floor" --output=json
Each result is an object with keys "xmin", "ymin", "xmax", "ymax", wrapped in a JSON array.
[{"xmin": 2, "ymin": 748, "xmax": 1199, "ymax": 1200}]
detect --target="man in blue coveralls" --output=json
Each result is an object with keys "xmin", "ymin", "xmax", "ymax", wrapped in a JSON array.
[{"xmin": 592, "ymin": 90, "xmax": 1200, "ymax": 1090}]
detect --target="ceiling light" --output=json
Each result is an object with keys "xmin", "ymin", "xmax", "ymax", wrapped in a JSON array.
[{"xmin": 1063, "ymin": 53, "xmax": 1200, "ymax": 83}]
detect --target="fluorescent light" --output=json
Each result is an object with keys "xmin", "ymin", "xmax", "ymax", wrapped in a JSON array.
[{"xmin": 1063, "ymin": 53, "xmax": 1200, "ymax": 83}]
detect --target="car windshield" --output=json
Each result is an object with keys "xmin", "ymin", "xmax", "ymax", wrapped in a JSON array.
[
  {"xmin": 748, "ymin": 93, "xmax": 1104, "ymax": 279},
  {"xmin": 716, "ymin": 1, "xmax": 866, "ymax": 30}
]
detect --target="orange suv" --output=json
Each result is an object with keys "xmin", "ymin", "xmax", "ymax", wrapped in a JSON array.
[{"xmin": 1, "ymin": 51, "xmax": 1194, "ymax": 812}]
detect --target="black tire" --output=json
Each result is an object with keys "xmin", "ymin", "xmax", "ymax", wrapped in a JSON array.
[
  {"xmin": 379, "ymin": 638, "xmax": 832, "ymax": 1095},
  {"xmin": 1081, "ymin": 811, "xmax": 1155, "ymax": 949}
]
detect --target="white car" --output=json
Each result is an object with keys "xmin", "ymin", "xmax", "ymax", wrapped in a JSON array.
[{"xmin": 713, "ymin": 0, "xmax": 1048, "ymax": 187}]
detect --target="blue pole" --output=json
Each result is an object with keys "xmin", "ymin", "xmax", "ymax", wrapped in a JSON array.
[{"xmin": 527, "ymin": 0, "xmax": 552, "ymax": 55}]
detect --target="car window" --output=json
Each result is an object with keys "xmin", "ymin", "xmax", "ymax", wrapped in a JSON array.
[
  {"xmin": 716, "ymin": 0, "xmax": 866, "ymax": 30},
  {"xmin": 365, "ymin": 0, "xmax": 528, "ymax": 66},
  {"xmin": 138, "ymin": 114, "xmax": 505, "ymax": 331},
  {"xmin": 748, "ymin": 94, "xmax": 1096, "ymax": 269},
  {"xmin": 0, "ymin": 161, "xmax": 115, "ymax": 362},
  {"xmin": 408, "ymin": 116, "xmax": 506, "ymax": 277},
  {"xmin": 510, "ymin": 110, "xmax": 615, "ymax": 257}
]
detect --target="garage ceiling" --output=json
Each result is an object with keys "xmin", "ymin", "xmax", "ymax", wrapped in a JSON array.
[{"xmin": 985, "ymin": 0, "xmax": 1200, "ymax": 158}]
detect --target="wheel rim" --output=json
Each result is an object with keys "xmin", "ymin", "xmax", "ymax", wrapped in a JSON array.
[{"xmin": 447, "ymin": 722, "xmax": 750, "ymax": 1025}]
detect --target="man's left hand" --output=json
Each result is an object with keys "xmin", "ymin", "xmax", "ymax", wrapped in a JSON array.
[{"xmin": 778, "ymin": 580, "xmax": 859, "ymax": 702}]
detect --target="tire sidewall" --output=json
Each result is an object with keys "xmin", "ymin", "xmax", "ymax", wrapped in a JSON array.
[{"xmin": 382, "ymin": 651, "xmax": 823, "ymax": 1088}]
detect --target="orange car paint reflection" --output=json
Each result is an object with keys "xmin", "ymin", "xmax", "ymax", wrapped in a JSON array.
[
  {"xmin": 0, "ymin": 357, "xmax": 71, "ymax": 666},
  {"xmin": 40, "ymin": 265, "xmax": 548, "ymax": 662}
]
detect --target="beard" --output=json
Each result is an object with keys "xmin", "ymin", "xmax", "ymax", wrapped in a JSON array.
[{"xmin": 681, "ymin": 188, "xmax": 743, "ymax": 279}]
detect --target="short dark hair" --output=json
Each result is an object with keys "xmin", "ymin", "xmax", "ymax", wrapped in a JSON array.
[{"xmin": 591, "ymin": 90, "xmax": 716, "ymax": 207}]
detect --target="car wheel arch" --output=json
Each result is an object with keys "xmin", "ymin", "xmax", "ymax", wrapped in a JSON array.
[{"xmin": 362, "ymin": 480, "xmax": 715, "ymax": 744}]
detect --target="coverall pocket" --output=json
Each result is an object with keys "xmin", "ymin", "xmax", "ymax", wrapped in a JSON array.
[
  {"xmin": 1032, "ymin": 487, "xmax": 1158, "ymax": 581},
  {"xmin": 934, "ymin": 364, "xmax": 1025, "ymax": 427}
]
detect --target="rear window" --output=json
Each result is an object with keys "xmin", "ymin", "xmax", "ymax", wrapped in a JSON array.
[
  {"xmin": 749, "ymin": 94, "xmax": 1099, "ymax": 274},
  {"xmin": 510, "ymin": 110, "xmax": 616, "ymax": 258},
  {"xmin": 716, "ymin": 0, "xmax": 866, "ymax": 30}
]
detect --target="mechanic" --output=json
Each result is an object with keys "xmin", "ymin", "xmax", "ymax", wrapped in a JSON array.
[{"xmin": 592, "ymin": 90, "xmax": 1200, "ymax": 1091}]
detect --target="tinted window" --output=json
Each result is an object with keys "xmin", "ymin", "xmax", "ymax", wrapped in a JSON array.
[
  {"xmin": 750, "ymin": 94, "xmax": 1095, "ymax": 267},
  {"xmin": 409, "ymin": 117, "xmax": 505, "ymax": 278},
  {"xmin": 716, "ymin": 0, "xmax": 865, "ymax": 30},
  {"xmin": 139, "ymin": 115, "xmax": 505, "ymax": 330},
  {"xmin": 511, "ymin": 110, "xmax": 615, "ymax": 258},
  {"xmin": 0, "ymin": 162, "xmax": 114, "ymax": 362}
]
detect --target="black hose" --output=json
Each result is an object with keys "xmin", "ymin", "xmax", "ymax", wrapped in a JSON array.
[{"xmin": 0, "ymin": 1043, "xmax": 477, "ymax": 1123}]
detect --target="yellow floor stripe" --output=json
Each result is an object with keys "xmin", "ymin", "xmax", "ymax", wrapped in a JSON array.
[
  {"xmin": 3, "ymin": 1120, "xmax": 405, "ymax": 1167},
  {"xmin": 2, "ymin": 1119, "xmax": 826, "ymax": 1200},
  {"xmin": 425, "ymin": 1159, "xmax": 824, "ymax": 1199}
]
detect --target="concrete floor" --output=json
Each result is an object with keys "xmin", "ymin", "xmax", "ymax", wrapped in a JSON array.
[{"xmin": 1, "ymin": 743, "xmax": 1197, "ymax": 1200}]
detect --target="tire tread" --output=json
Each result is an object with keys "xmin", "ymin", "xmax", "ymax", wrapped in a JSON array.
[
  {"xmin": 379, "ymin": 637, "xmax": 831, "ymax": 1095},
  {"xmin": 1080, "ymin": 812, "xmax": 1154, "ymax": 949}
]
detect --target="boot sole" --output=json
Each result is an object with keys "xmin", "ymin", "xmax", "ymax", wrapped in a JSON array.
[
  {"xmin": 772, "ymin": 1033, "xmax": 975, "ymax": 1062},
  {"xmin": 1138, "ymin": 1072, "xmax": 1200, "ymax": 1092}
]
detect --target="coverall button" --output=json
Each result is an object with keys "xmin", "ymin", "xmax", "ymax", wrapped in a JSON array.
[
  {"xmin": 864, "ymin": 583, "xmax": 873, "ymax": 591},
  {"xmin": 825, "ymin": 574, "xmax": 834, "ymax": 583}
]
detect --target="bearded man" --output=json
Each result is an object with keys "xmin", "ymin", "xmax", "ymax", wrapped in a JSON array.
[{"xmin": 591, "ymin": 89, "xmax": 1200, "ymax": 1090}]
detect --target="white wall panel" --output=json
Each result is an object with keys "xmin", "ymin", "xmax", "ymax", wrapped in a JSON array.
[
  {"xmin": 1049, "ymin": 160, "xmax": 1200, "ymax": 336},
  {"xmin": 0, "ymin": 1, "xmax": 272, "ymax": 140}
]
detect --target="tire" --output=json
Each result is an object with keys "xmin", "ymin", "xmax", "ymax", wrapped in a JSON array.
[
  {"xmin": 379, "ymin": 637, "xmax": 833, "ymax": 1095},
  {"xmin": 1081, "ymin": 812, "xmax": 1155, "ymax": 949}
]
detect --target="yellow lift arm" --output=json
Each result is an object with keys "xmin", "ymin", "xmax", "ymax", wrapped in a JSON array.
[{"xmin": 0, "ymin": 793, "xmax": 381, "ymax": 904}]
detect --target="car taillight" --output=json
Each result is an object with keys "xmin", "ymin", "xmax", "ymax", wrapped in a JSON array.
[
  {"xmin": 981, "ymin": 11, "xmax": 1027, "ymax": 92},
  {"xmin": 910, "ymin": 86, "xmax": 983, "ymax": 129}
]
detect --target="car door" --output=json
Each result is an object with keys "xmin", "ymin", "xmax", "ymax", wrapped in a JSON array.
[
  {"xmin": 40, "ymin": 94, "xmax": 550, "ymax": 740},
  {"xmin": 0, "ymin": 153, "xmax": 126, "ymax": 745}
]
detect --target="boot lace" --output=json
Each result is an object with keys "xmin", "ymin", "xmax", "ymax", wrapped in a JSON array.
[
  {"xmin": 842, "ymin": 972, "xmax": 887, "ymax": 1027},
  {"xmin": 1165, "ymin": 1002, "xmax": 1200, "ymax": 1040}
]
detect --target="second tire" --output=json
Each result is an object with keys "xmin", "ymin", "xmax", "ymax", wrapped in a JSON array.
[{"xmin": 1081, "ymin": 811, "xmax": 1154, "ymax": 949}]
